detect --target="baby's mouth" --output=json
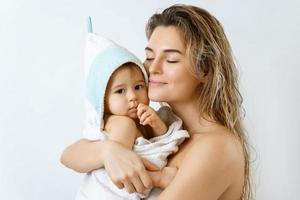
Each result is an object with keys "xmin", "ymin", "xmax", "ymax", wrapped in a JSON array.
[{"xmin": 129, "ymin": 106, "xmax": 137, "ymax": 112}]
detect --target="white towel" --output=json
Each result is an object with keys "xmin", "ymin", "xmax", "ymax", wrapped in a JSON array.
[
  {"xmin": 76, "ymin": 107, "xmax": 189, "ymax": 200},
  {"xmin": 133, "ymin": 106, "xmax": 189, "ymax": 169}
]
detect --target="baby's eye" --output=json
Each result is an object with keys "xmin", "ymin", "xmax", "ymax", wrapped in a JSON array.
[
  {"xmin": 115, "ymin": 88, "xmax": 126, "ymax": 94},
  {"xmin": 135, "ymin": 84, "xmax": 144, "ymax": 90}
]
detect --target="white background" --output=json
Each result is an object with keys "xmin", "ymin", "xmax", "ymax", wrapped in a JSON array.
[{"xmin": 0, "ymin": 0, "xmax": 299, "ymax": 199}]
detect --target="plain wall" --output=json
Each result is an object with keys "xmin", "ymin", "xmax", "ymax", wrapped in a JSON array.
[{"xmin": 0, "ymin": 0, "xmax": 299, "ymax": 199}]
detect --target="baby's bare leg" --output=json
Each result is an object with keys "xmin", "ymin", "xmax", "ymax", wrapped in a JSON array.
[
  {"xmin": 148, "ymin": 167, "xmax": 178, "ymax": 189},
  {"xmin": 148, "ymin": 171, "xmax": 161, "ymax": 188}
]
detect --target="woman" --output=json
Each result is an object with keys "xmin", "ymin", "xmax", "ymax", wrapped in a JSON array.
[{"xmin": 61, "ymin": 4, "xmax": 252, "ymax": 200}]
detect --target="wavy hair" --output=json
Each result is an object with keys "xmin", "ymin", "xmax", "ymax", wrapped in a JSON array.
[{"xmin": 146, "ymin": 4, "xmax": 253, "ymax": 200}]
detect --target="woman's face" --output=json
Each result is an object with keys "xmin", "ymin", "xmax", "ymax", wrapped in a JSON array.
[{"xmin": 144, "ymin": 26, "xmax": 200, "ymax": 104}]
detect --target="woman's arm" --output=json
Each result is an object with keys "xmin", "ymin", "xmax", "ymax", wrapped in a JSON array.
[
  {"xmin": 157, "ymin": 133, "xmax": 244, "ymax": 200},
  {"xmin": 103, "ymin": 115, "xmax": 154, "ymax": 193},
  {"xmin": 60, "ymin": 139, "xmax": 106, "ymax": 173},
  {"xmin": 60, "ymin": 134, "xmax": 159, "ymax": 193},
  {"xmin": 105, "ymin": 116, "xmax": 176, "ymax": 192}
]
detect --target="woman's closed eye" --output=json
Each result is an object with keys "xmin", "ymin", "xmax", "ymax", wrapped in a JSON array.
[
  {"xmin": 166, "ymin": 60, "xmax": 179, "ymax": 63},
  {"xmin": 146, "ymin": 57, "xmax": 154, "ymax": 61},
  {"xmin": 146, "ymin": 57, "xmax": 179, "ymax": 63},
  {"xmin": 166, "ymin": 56, "xmax": 180, "ymax": 63}
]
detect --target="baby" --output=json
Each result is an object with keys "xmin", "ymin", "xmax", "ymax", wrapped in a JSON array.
[
  {"xmin": 104, "ymin": 62, "xmax": 167, "ymax": 147},
  {"xmin": 75, "ymin": 18, "xmax": 189, "ymax": 200},
  {"xmin": 103, "ymin": 61, "xmax": 178, "ymax": 189}
]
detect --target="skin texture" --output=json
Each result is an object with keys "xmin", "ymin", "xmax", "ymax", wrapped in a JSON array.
[
  {"xmin": 105, "ymin": 66, "xmax": 167, "ymax": 137},
  {"xmin": 104, "ymin": 65, "xmax": 174, "ymax": 192},
  {"xmin": 61, "ymin": 26, "xmax": 245, "ymax": 200},
  {"xmin": 105, "ymin": 66, "xmax": 149, "ymax": 119},
  {"xmin": 144, "ymin": 26, "xmax": 245, "ymax": 200},
  {"xmin": 145, "ymin": 28, "xmax": 201, "ymax": 104}
]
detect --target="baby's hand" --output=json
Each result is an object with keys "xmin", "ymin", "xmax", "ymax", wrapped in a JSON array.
[
  {"xmin": 137, "ymin": 103, "xmax": 167, "ymax": 135},
  {"xmin": 159, "ymin": 167, "xmax": 178, "ymax": 189}
]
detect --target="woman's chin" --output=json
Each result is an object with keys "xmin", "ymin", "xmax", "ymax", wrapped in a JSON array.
[{"xmin": 148, "ymin": 92, "xmax": 167, "ymax": 102}]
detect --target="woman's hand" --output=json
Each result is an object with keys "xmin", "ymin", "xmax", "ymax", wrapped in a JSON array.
[
  {"xmin": 103, "ymin": 140, "xmax": 159, "ymax": 193},
  {"xmin": 61, "ymin": 139, "xmax": 159, "ymax": 193}
]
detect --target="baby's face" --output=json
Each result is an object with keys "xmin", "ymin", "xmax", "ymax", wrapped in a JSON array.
[{"xmin": 105, "ymin": 65, "xmax": 149, "ymax": 119}]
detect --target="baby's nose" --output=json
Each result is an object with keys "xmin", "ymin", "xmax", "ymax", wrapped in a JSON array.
[{"xmin": 128, "ymin": 90, "xmax": 137, "ymax": 101}]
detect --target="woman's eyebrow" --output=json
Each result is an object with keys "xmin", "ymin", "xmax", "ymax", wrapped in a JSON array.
[
  {"xmin": 145, "ymin": 47, "xmax": 182, "ymax": 55},
  {"xmin": 163, "ymin": 49, "xmax": 182, "ymax": 55},
  {"xmin": 145, "ymin": 47, "xmax": 153, "ymax": 52}
]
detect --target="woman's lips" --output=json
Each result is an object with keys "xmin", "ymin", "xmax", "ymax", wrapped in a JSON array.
[{"xmin": 149, "ymin": 80, "xmax": 167, "ymax": 87}]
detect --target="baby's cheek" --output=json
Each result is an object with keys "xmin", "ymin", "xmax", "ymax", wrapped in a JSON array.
[
  {"xmin": 108, "ymin": 99, "xmax": 127, "ymax": 115},
  {"xmin": 142, "ymin": 92, "xmax": 150, "ymax": 105}
]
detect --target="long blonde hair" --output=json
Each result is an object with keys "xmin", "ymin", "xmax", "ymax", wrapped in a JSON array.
[{"xmin": 146, "ymin": 4, "xmax": 252, "ymax": 200}]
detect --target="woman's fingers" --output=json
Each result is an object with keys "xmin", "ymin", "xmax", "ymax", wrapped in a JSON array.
[
  {"xmin": 119, "ymin": 167, "xmax": 150, "ymax": 193},
  {"xmin": 130, "ymin": 175, "xmax": 146, "ymax": 193},
  {"xmin": 123, "ymin": 181, "xmax": 135, "ymax": 194},
  {"xmin": 113, "ymin": 180, "xmax": 124, "ymax": 189},
  {"xmin": 111, "ymin": 169, "xmax": 147, "ymax": 194},
  {"xmin": 138, "ymin": 169, "xmax": 153, "ymax": 189},
  {"xmin": 103, "ymin": 141, "xmax": 154, "ymax": 193}
]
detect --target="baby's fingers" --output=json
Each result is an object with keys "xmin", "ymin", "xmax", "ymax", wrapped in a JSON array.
[
  {"xmin": 137, "ymin": 104, "xmax": 148, "ymax": 118},
  {"xmin": 142, "ymin": 117, "xmax": 153, "ymax": 126},
  {"xmin": 139, "ymin": 111, "xmax": 152, "ymax": 124}
]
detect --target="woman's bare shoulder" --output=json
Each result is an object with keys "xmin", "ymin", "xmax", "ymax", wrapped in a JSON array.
[
  {"xmin": 194, "ymin": 127, "xmax": 243, "ymax": 156},
  {"xmin": 158, "ymin": 127, "xmax": 244, "ymax": 200},
  {"xmin": 186, "ymin": 127, "xmax": 244, "ymax": 174}
]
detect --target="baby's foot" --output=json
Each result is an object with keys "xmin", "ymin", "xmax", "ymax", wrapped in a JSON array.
[{"xmin": 159, "ymin": 166, "xmax": 178, "ymax": 189}]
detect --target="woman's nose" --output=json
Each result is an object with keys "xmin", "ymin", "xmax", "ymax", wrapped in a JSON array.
[{"xmin": 148, "ymin": 58, "xmax": 162, "ymax": 74}]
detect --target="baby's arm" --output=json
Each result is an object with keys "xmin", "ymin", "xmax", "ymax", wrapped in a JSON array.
[
  {"xmin": 137, "ymin": 103, "xmax": 167, "ymax": 137},
  {"xmin": 105, "ymin": 115, "xmax": 139, "ymax": 149}
]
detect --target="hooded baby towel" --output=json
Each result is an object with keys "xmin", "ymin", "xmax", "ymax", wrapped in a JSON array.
[{"xmin": 75, "ymin": 17, "xmax": 189, "ymax": 200}]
